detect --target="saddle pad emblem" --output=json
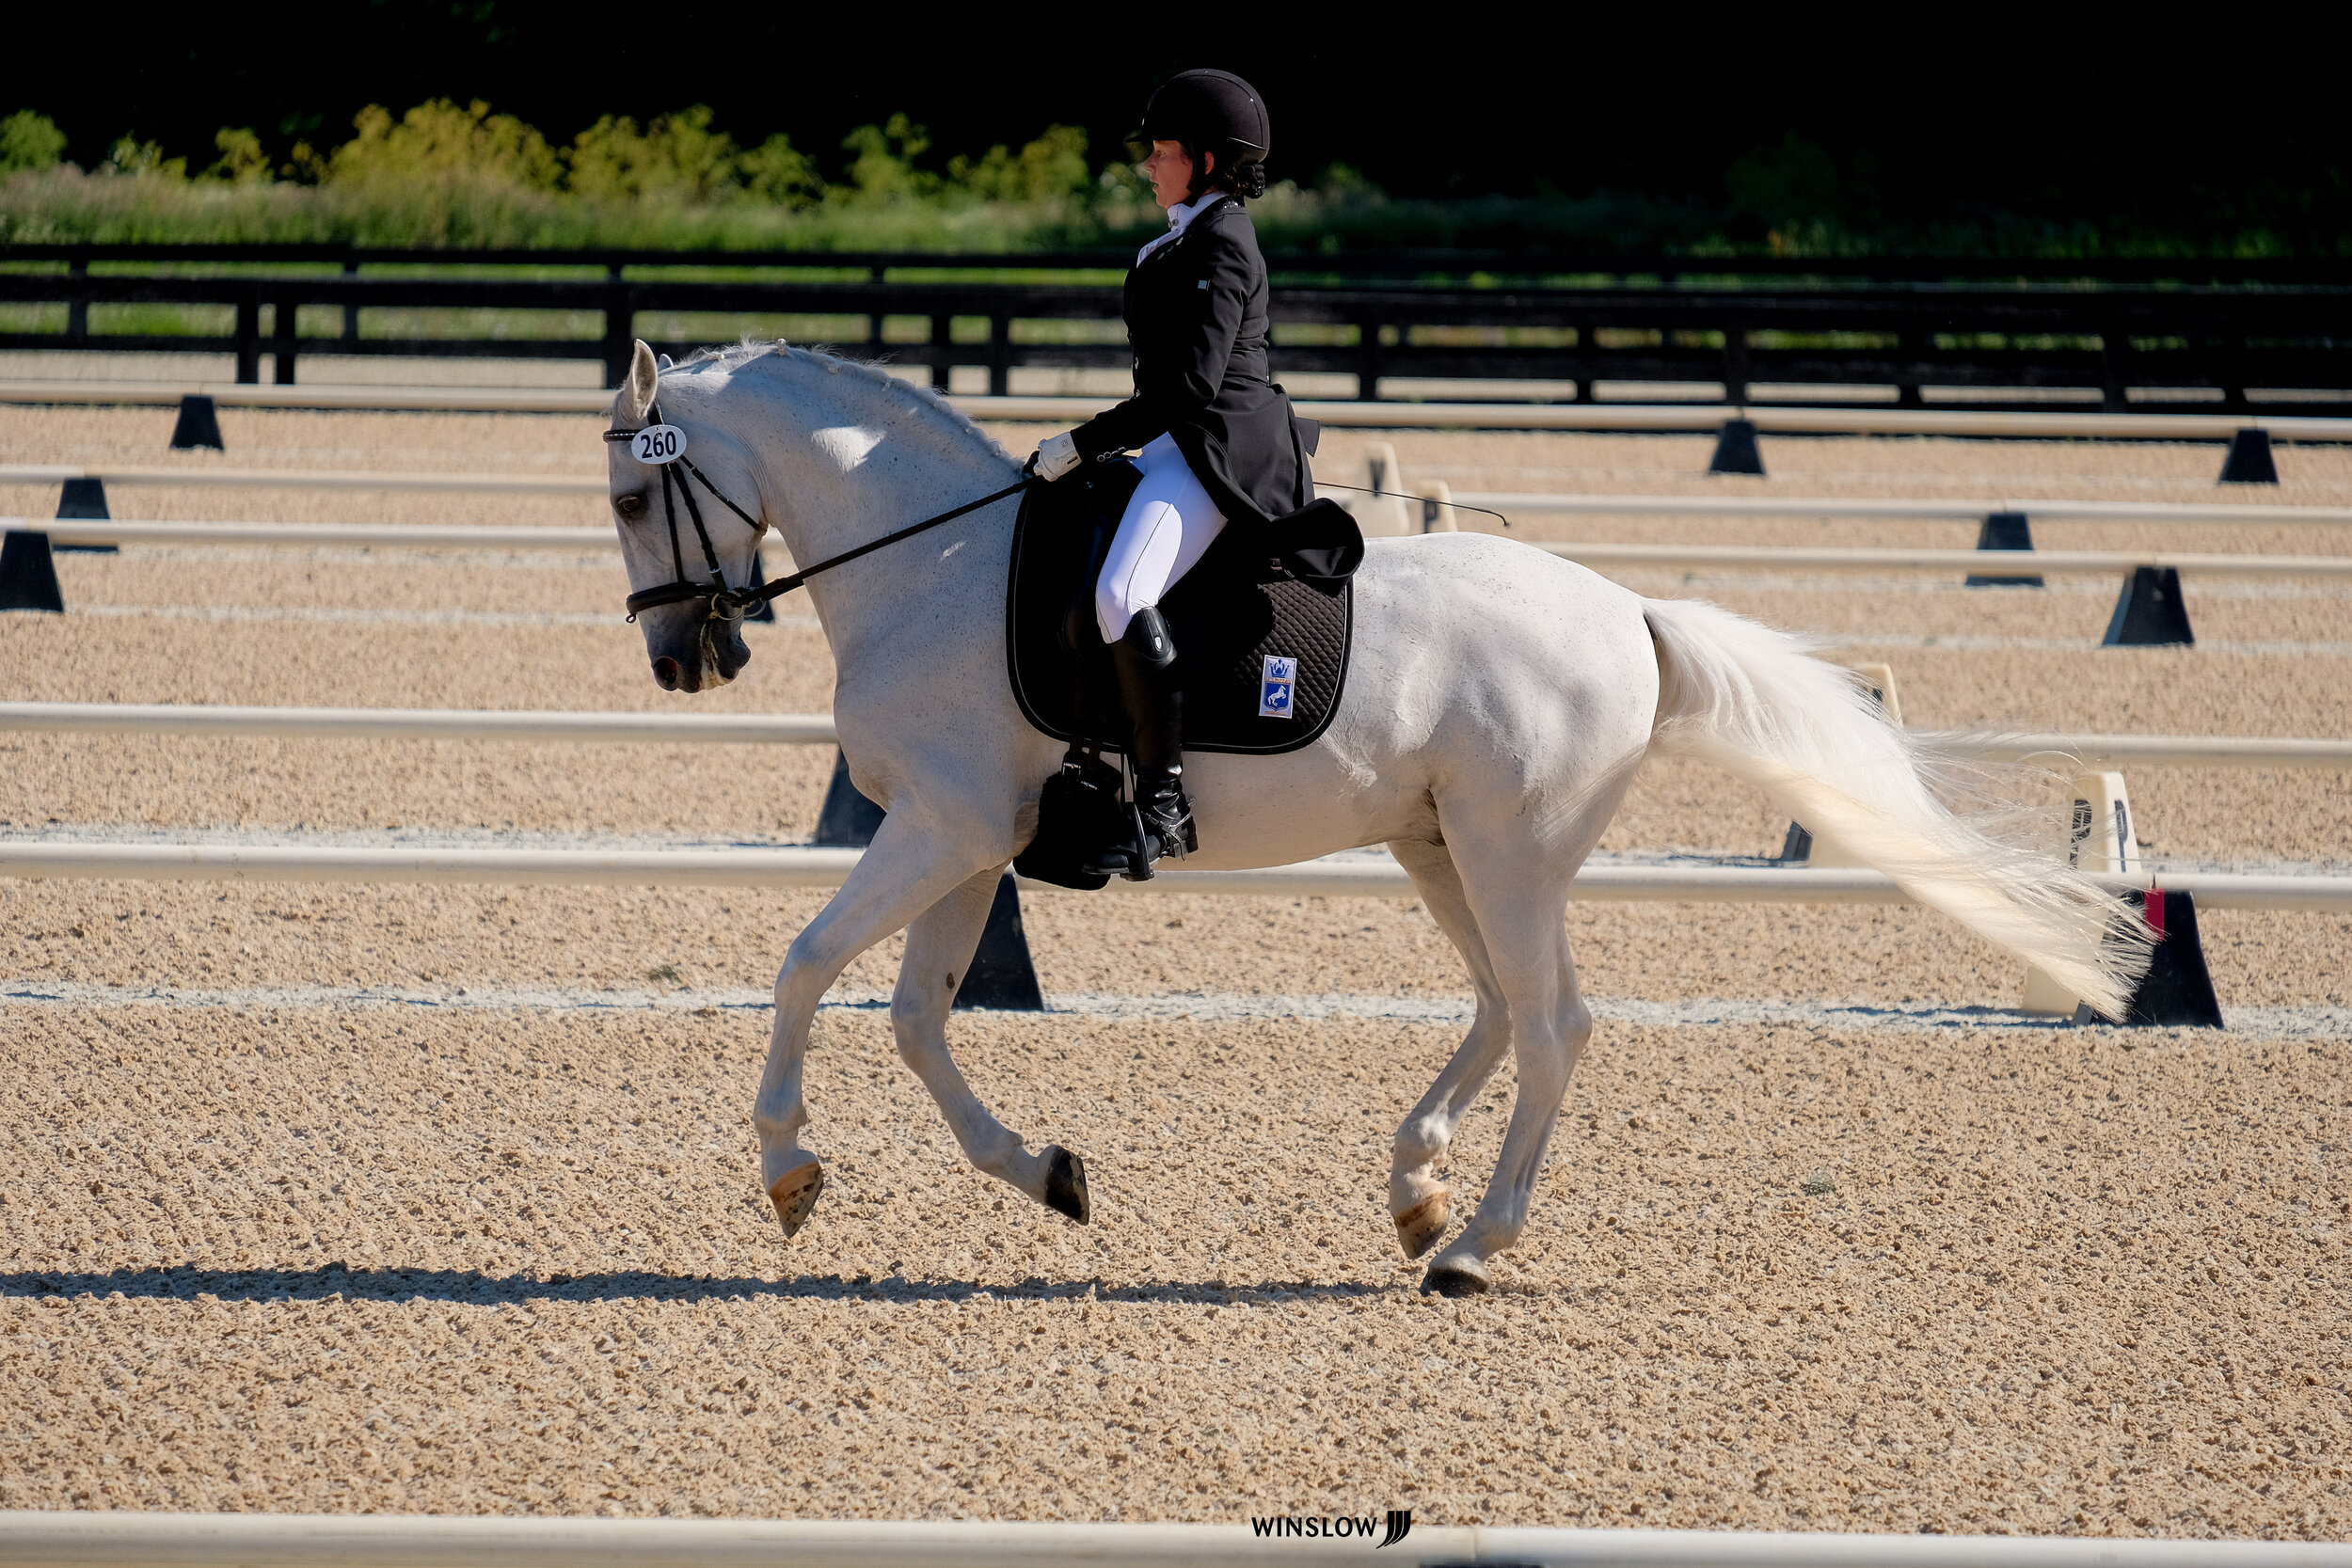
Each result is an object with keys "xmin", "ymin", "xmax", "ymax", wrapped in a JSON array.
[{"xmin": 1259, "ymin": 655, "xmax": 1297, "ymax": 719}]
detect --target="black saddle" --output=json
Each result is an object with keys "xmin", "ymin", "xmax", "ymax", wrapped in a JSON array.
[{"xmin": 1005, "ymin": 459, "xmax": 1363, "ymax": 756}]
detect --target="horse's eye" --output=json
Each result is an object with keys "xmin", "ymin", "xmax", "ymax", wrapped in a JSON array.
[{"xmin": 613, "ymin": 491, "xmax": 646, "ymax": 517}]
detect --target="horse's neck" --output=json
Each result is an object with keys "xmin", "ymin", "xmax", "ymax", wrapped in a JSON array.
[{"xmin": 747, "ymin": 365, "xmax": 1018, "ymax": 680}]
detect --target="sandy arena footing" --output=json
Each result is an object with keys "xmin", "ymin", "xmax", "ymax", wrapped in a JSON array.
[{"xmin": 1, "ymin": 402, "xmax": 2344, "ymax": 1532}]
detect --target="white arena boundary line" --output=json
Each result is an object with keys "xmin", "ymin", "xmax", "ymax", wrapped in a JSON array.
[
  {"xmin": 13, "ymin": 977, "xmax": 2351, "ymax": 1040},
  {"xmin": 1, "ymin": 1513, "xmax": 2347, "ymax": 1568},
  {"xmin": 0, "ymin": 842, "xmax": 2343, "ymax": 911},
  {"xmin": 6, "ymin": 703, "xmax": 2347, "ymax": 770},
  {"xmin": 8, "ymin": 377, "xmax": 2352, "ymax": 441}
]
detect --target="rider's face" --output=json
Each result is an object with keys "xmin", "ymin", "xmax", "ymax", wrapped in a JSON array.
[{"xmin": 1141, "ymin": 139, "xmax": 1212, "ymax": 209}]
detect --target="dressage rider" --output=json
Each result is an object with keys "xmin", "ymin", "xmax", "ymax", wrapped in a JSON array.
[{"xmin": 1031, "ymin": 69, "xmax": 1313, "ymax": 877}]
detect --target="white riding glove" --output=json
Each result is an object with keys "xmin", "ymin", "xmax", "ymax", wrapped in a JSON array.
[{"xmin": 1033, "ymin": 431, "xmax": 1082, "ymax": 482}]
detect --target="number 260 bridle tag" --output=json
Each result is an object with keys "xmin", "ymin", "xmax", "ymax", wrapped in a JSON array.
[{"xmin": 631, "ymin": 424, "xmax": 687, "ymax": 465}]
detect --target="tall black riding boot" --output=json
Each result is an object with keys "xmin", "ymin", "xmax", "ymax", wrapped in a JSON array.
[{"xmin": 1082, "ymin": 607, "xmax": 1196, "ymax": 881}]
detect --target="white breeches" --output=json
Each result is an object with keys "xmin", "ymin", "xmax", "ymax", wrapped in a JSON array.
[{"xmin": 1095, "ymin": 432, "xmax": 1229, "ymax": 642}]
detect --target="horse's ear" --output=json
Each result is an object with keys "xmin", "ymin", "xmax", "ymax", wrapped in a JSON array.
[{"xmin": 617, "ymin": 339, "xmax": 660, "ymax": 424}]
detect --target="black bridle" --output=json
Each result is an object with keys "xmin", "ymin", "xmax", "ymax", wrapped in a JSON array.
[{"xmin": 606, "ymin": 404, "xmax": 1031, "ymax": 622}]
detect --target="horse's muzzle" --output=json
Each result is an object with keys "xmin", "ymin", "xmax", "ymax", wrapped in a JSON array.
[{"xmin": 647, "ymin": 610, "xmax": 753, "ymax": 693}]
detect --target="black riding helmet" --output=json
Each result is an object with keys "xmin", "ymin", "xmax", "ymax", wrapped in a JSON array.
[{"xmin": 1130, "ymin": 70, "xmax": 1270, "ymax": 197}]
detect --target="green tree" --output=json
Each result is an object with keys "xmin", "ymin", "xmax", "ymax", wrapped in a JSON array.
[
  {"xmin": 569, "ymin": 105, "xmax": 736, "ymax": 202},
  {"xmin": 102, "ymin": 138, "xmax": 186, "ymax": 179},
  {"xmin": 836, "ymin": 114, "xmax": 936, "ymax": 204},
  {"xmin": 204, "ymin": 127, "xmax": 271, "ymax": 184},
  {"xmin": 948, "ymin": 125, "xmax": 1090, "ymax": 203},
  {"xmin": 322, "ymin": 99, "xmax": 562, "ymax": 191},
  {"xmin": 1725, "ymin": 131, "xmax": 1845, "ymax": 242},
  {"xmin": 0, "ymin": 110, "xmax": 68, "ymax": 174}
]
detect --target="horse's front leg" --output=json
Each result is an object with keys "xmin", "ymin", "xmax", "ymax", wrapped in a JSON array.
[
  {"xmin": 889, "ymin": 867, "xmax": 1089, "ymax": 1222},
  {"xmin": 755, "ymin": 807, "xmax": 1001, "ymax": 1239}
]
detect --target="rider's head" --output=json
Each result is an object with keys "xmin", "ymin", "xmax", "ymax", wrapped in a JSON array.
[{"xmin": 1131, "ymin": 70, "xmax": 1270, "ymax": 206}]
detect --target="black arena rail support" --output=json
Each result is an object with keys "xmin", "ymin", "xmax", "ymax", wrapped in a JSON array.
[
  {"xmin": 5, "ymin": 244, "xmax": 2352, "ymax": 412},
  {"xmin": 2104, "ymin": 566, "xmax": 2196, "ymax": 646},
  {"xmin": 2087, "ymin": 889, "xmax": 2225, "ymax": 1028},
  {"xmin": 169, "ymin": 394, "xmax": 224, "ymax": 451},
  {"xmin": 1966, "ymin": 512, "xmax": 2042, "ymax": 587},
  {"xmin": 0, "ymin": 531, "xmax": 65, "ymax": 613},
  {"xmin": 1707, "ymin": 419, "xmax": 1766, "ymax": 475},
  {"xmin": 54, "ymin": 477, "xmax": 117, "ymax": 556},
  {"xmin": 2219, "ymin": 427, "xmax": 2280, "ymax": 483}
]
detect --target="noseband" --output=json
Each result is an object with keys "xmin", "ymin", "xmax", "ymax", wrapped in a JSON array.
[
  {"xmin": 605, "ymin": 404, "xmax": 771, "ymax": 622},
  {"xmin": 607, "ymin": 404, "xmax": 1033, "ymax": 622}
]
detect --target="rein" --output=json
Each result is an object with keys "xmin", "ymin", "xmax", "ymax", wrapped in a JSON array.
[{"xmin": 606, "ymin": 406, "xmax": 1029, "ymax": 621}]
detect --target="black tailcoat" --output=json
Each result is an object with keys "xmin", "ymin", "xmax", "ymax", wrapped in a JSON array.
[{"xmin": 1068, "ymin": 198, "xmax": 1313, "ymax": 530}]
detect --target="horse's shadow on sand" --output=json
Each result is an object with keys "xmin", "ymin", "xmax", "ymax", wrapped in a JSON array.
[{"xmin": 2, "ymin": 1264, "xmax": 1397, "ymax": 1307}]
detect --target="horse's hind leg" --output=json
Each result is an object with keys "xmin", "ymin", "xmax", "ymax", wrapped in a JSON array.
[
  {"xmin": 1422, "ymin": 841, "xmax": 1598, "ymax": 1298},
  {"xmin": 1385, "ymin": 838, "xmax": 1513, "ymax": 1259},
  {"xmin": 891, "ymin": 865, "xmax": 1087, "ymax": 1222}
]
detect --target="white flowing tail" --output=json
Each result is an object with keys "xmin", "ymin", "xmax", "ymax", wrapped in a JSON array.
[{"xmin": 1641, "ymin": 596, "xmax": 2150, "ymax": 1017}]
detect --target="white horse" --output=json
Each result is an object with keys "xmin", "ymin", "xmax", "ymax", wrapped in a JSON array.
[{"xmin": 606, "ymin": 339, "xmax": 2144, "ymax": 1296}]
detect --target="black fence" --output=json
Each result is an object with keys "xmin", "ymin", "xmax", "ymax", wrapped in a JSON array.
[{"xmin": 5, "ymin": 245, "xmax": 2350, "ymax": 412}]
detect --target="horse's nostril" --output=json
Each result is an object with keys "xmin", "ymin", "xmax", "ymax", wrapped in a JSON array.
[{"xmin": 652, "ymin": 656, "xmax": 681, "ymax": 690}]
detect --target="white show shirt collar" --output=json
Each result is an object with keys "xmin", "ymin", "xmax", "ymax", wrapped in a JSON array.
[{"xmin": 1135, "ymin": 191, "xmax": 1222, "ymax": 265}]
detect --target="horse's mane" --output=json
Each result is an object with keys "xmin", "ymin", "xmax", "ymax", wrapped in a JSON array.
[{"xmin": 668, "ymin": 339, "xmax": 1015, "ymax": 464}]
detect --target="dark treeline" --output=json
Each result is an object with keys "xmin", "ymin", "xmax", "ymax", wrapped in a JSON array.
[{"xmin": 15, "ymin": 2, "xmax": 2351, "ymax": 253}]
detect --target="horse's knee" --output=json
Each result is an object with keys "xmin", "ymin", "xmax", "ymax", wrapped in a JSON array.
[
  {"xmin": 775, "ymin": 926, "xmax": 848, "ymax": 1004},
  {"xmin": 1560, "ymin": 997, "xmax": 1594, "ymax": 1058}
]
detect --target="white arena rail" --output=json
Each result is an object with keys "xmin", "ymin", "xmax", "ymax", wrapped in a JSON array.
[
  {"xmin": 0, "ymin": 463, "xmax": 605, "ymax": 496},
  {"xmin": 1934, "ymin": 733, "xmax": 2352, "ymax": 768},
  {"xmin": 0, "ymin": 380, "xmax": 618, "ymax": 415},
  {"xmin": 13, "ymin": 517, "xmax": 2344, "ymax": 586},
  {"xmin": 12, "ymin": 518, "xmax": 2344, "ymax": 584},
  {"xmin": 1534, "ymin": 543, "xmax": 2352, "ymax": 578},
  {"xmin": 11, "ymin": 471, "xmax": 2352, "ymax": 527},
  {"xmin": 30, "ymin": 519, "xmax": 620, "ymax": 550},
  {"xmin": 10, "ymin": 518, "xmax": 791, "ymax": 553},
  {"xmin": 1459, "ymin": 492, "xmax": 2352, "ymax": 528},
  {"xmin": 0, "ymin": 841, "xmax": 2342, "ymax": 911},
  {"xmin": 5, "ymin": 1513, "xmax": 2348, "ymax": 1568},
  {"xmin": 0, "ymin": 703, "xmax": 836, "ymax": 743},
  {"xmin": 8, "ymin": 377, "xmax": 2352, "ymax": 440},
  {"xmin": 5, "ymin": 703, "xmax": 2345, "ymax": 770},
  {"xmin": 5, "ymin": 703, "xmax": 2347, "ymax": 770}
]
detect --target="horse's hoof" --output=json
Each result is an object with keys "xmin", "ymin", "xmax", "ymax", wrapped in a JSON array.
[
  {"xmin": 1392, "ymin": 1190, "xmax": 1451, "ymax": 1259},
  {"xmin": 1421, "ymin": 1253, "xmax": 1490, "ymax": 1297},
  {"xmin": 766, "ymin": 1158, "xmax": 825, "ymax": 1239},
  {"xmin": 1043, "ymin": 1146, "xmax": 1090, "ymax": 1225}
]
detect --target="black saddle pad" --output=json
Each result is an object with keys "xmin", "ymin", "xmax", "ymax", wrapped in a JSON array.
[{"xmin": 1006, "ymin": 461, "xmax": 1355, "ymax": 755}]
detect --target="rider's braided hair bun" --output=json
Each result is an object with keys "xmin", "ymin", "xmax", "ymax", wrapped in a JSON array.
[{"xmin": 1192, "ymin": 141, "xmax": 1266, "ymax": 200}]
